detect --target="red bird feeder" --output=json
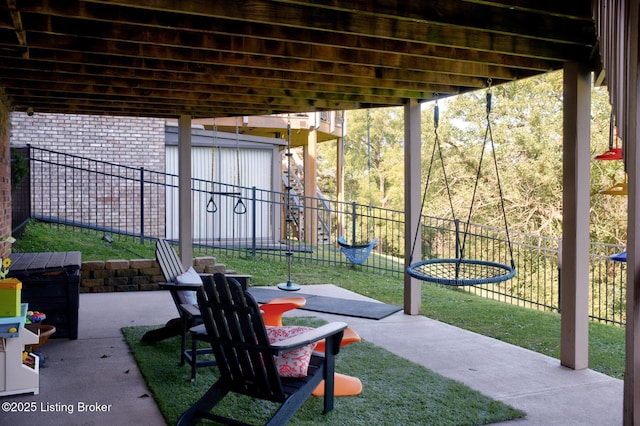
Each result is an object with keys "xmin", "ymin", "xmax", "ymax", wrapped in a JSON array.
[{"xmin": 595, "ymin": 114, "xmax": 622, "ymax": 160}]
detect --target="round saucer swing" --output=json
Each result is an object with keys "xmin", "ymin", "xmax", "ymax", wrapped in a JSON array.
[{"xmin": 407, "ymin": 83, "xmax": 516, "ymax": 286}]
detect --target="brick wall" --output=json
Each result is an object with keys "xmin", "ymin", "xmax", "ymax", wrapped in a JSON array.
[
  {"xmin": 10, "ymin": 113, "xmax": 165, "ymax": 169},
  {"xmin": 0, "ymin": 99, "xmax": 11, "ymax": 257},
  {"xmin": 9, "ymin": 113, "xmax": 167, "ymax": 237},
  {"xmin": 79, "ymin": 256, "xmax": 230, "ymax": 293}
]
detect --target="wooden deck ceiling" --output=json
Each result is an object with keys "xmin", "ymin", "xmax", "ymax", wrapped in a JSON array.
[{"xmin": 0, "ymin": 1, "xmax": 598, "ymax": 118}]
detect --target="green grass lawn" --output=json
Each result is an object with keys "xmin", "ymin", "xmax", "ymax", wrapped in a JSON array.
[
  {"xmin": 13, "ymin": 221, "xmax": 626, "ymax": 379},
  {"xmin": 122, "ymin": 319, "xmax": 524, "ymax": 425}
]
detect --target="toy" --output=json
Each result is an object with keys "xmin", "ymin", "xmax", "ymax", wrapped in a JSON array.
[
  {"xmin": 26, "ymin": 311, "xmax": 46, "ymax": 324},
  {"xmin": 0, "ymin": 257, "xmax": 10, "ymax": 279}
]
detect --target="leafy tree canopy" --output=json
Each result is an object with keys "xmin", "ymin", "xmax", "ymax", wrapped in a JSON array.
[{"xmin": 318, "ymin": 71, "xmax": 626, "ymax": 244}]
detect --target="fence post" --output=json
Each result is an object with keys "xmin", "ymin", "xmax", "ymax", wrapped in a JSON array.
[
  {"xmin": 139, "ymin": 167, "xmax": 144, "ymax": 244},
  {"xmin": 251, "ymin": 186, "xmax": 256, "ymax": 259},
  {"xmin": 351, "ymin": 201, "xmax": 357, "ymax": 245},
  {"xmin": 454, "ymin": 219, "xmax": 460, "ymax": 258},
  {"xmin": 557, "ymin": 238, "xmax": 562, "ymax": 312}
]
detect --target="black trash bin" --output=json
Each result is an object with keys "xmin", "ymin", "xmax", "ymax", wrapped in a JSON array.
[{"xmin": 8, "ymin": 251, "xmax": 81, "ymax": 339}]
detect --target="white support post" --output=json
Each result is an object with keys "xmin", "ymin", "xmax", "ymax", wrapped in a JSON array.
[
  {"xmin": 560, "ymin": 62, "xmax": 591, "ymax": 370},
  {"xmin": 624, "ymin": 6, "xmax": 640, "ymax": 422},
  {"xmin": 337, "ymin": 131, "xmax": 345, "ymax": 236},
  {"xmin": 404, "ymin": 99, "xmax": 421, "ymax": 315},
  {"xmin": 178, "ymin": 115, "xmax": 193, "ymax": 269},
  {"xmin": 304, "ymin": 129, "xmax": 318, "ymax": 245}
]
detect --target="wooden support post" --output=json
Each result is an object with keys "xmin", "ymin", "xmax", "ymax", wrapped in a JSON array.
[
  {"xmin": 337, "ymin": 129, "xmax": 345, "ymax": 236},
  {"xmin": 178, "ymin": 115, "xmax": 193, "ymax": 269},
  {"xmin": 624, "ymin": 3, "xmax": 640, "ymax": 421},
  {"xmin": 304, "ymin": 128, "xmax": 318, "ymax": 245},
  {"xmin": 404, "ymin": 99, "xmax": 421, "ymax": 315},
  {"xmin": 560, "ymin": 62, "xmax": 591, "ymax": 370}
]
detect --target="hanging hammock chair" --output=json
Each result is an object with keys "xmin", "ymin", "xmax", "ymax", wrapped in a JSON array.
[
  {"xmin": 610, "ymin": 251, "xmax": 627, "ymax": 262},
  {"xmin": 406, "ymin": 85, "xmax": 516, "ymax": 286},
  {"xmin": 338, "ymin": 236, "xmax": 378, "ymax": 265},
  {"xmin": 338, "ymin": 111, "xmax": 377, "ymax": 265}
]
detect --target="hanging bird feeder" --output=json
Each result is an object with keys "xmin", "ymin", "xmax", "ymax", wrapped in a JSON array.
[
  {"xmin": 594, "ymin": 113, "xmax": 623, "ymax": 161},
  {"xmin": 599, "ymin": 174, "xmax": 628, "ymax": 196}
]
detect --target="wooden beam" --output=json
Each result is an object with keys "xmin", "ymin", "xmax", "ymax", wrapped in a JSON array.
[
  {"xmin": 624, "ymin": 68, "xmax": 640, "ymax": 426},
  {"xmin": 77, "ymin": 0, "xmax": 593, "ymax": 60},
  {"xmin": 0, "ymin": 54, "xmax": 468, "ymax": 96},
  {"xmin": 6, "ymin": 0, "xmax": 28, "ymax": 58},
  {"xmin": 560, "ymin": 61, "xmax": 591, "ymax": 370},
  {"xmin": 620, "ymin": 0, "xmax": 640, "ymax": 423},
  {"xmin": 0, "ymin": 66, "xmax": 460, "ymax": 100},
  {"xmin": 178, "ymin": 115, "xmax": 193, "ymax": 268},
  {"xmin": 461, "ymin": 0, "xmax": 592, "ymax": 18},
  {"xmin": 0, "ymin": 0, "xmax": 598, "ymax": 119},
  {"xmin": 303, "ymin": 127, "xmax": 318, "ymax": 245},
  {"xmin": 14, "ymin": 5, "xmax": 569, "ymax": 72},
  {"xmin": 0, "ymin": 30, "xmax": 495, "ymax": 88},
  {"xmin": 272, "ymin": 0, "xmax": 595, "ymax": 43},
  {"xmin": 404, "ymin": 98, "xmax": 422, "ymax": 315}
]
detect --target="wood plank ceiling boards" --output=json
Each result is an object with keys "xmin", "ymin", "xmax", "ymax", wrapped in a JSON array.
[{"xmin": 0, "ymin": 1, "xmax": 598, "ymax": 118}]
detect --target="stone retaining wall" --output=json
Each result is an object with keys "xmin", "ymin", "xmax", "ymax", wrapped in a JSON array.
[{"xmin": 79, "ymin": 256, "xmax": 229, "ymax": 293}]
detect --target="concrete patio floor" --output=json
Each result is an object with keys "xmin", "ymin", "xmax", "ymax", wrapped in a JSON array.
[{"xmin": 1, "ymin": 285, "xmax": 623, "ymax": 425}]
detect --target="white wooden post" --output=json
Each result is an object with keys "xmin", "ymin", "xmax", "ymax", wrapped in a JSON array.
[
  {"xmin": 178, "ymin": 115, "xmax": 193, "ymax": 269},
  {"xmin": 560, "ymin": 62, "xmax": 591, "ymax": 370},
  {"xmin": 404, "ymin": 99, "xmax": 421, "ymax": 314}
]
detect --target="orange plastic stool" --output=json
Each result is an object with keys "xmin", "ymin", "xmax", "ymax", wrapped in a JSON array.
[
  {"xmin": 312, "ymin": 327, "xmax": 363, "ymax": 397},
  {"xmin": 260, "ymin": 297, "xmax": 306, "ymax": 326}
]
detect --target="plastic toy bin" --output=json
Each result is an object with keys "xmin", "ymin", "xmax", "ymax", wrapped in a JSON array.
[
  {"xmin": 8, "ymin": 252, "xmax": 81, "ymax": 340},
  {"xmin": 0, "ymin": 303, "xmax": 27, "ymax": 338},
  {"xmin": 0, "ymin": 278, "xmax": 22, "ymax": 317}
]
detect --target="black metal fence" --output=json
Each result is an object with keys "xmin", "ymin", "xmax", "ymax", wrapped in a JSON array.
[
  {"xmin": 10, "ymin": 146, "xmax": 31, "ymax": 237},
  {"xmin": 15, "ymin": 146, "xmax": 627, "ymax": 326}
]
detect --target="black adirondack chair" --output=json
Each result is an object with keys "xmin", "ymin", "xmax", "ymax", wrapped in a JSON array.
[
  {"xmin": 177, "ymin": 273, "xmax": 347, "ymax": 426},
  {"xmin": 142, "ymin": 239, "xmax": 216, "ymax": 380}
]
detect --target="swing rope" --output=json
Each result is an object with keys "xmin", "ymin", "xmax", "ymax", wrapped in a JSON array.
[
  {"xmin": 460, "ymin": 81, "xmax": 514, "ymax": 267},
  {"xmin": 278, "ymin": 115, "xmax": 301, "ymax": 291},
  {"xmin": 206, "ymin": 118, "xmax": 218, "ymax": 213},
  {"xmin": 409, "ymin": 96, "xmax": 458, "ymax": 264},
  {"xmin": 338, "ymin": 110, "xmax": 377, "ymax": 264},
  {"xmin": 407, "ymin": 83, "xmax": 516, "ymax": 286},
  {"xmin": 206, "ymin": 118, "xmax": 243, "ymax": 214},
  {"xmin": 233, "ymin": 117, "xmax": 247, "ymax": 215},
  {"xmin": 485, "ymin": 86, "xmax": 516, "ymax": 270}
]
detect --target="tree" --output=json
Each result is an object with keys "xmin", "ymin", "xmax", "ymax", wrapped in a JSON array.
[
  {"xmin": 318, "ymin": 70, "xmax": 625, "ymax": 244},
  {"xmin": 342, "ymin": 108, "xmax": 404, "ymax": 211}
]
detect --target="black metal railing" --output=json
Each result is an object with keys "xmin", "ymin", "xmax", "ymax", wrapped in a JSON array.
[
  {"xmin": 11, "ymin": 146, "xmax": 31, "ymax": 237},
  {"xmin": 19, "ymin": 146, "xmax": 627, "ymax": 326}
]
